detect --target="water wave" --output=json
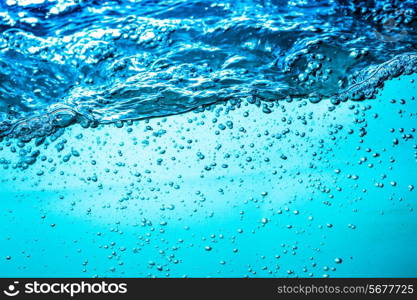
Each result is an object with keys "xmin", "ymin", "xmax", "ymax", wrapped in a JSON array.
[{"xmin": 0, "ymin": 0, "xmax": 416, "ymax": 140}]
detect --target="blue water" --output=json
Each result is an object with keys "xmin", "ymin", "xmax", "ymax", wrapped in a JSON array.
[{"xmin": 0, "ymin": 0, "xmax": 416, "ymax": 278}]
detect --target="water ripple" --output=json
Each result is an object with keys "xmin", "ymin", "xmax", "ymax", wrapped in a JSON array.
[{"xmin": 0, "ymin": 0, "xmax": 416, "ymax": 139}]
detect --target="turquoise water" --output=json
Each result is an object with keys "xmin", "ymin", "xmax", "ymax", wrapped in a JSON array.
[
  {"xmin": 1, "ymin": 74, "xmax": 416, "ymax": 277},
  {"xmin": 0, "ymin": 0, "xmax": 417, "ymax": 278}
]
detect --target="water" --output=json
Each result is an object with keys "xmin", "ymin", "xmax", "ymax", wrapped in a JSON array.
[{"xmin": 0, "ymin": 0, "xmax": 416, "ymax": 278}]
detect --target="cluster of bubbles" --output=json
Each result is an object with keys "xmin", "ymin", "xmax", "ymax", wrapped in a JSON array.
[
  {"xmin": 0, "ymin": 106, "xmax": 88, "ymax": 141},
  {"xmin": 334, "ymin": 52, "xmax": 417, "ymax": 103},
  {"xmin": 1, "ymin": 51, "xmax": 416, "ymax": 141}
]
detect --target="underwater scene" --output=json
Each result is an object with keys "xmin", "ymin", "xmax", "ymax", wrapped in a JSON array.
[{"xmin": 0, "ymin": 0, "xmax": 416, "ymax": 278}]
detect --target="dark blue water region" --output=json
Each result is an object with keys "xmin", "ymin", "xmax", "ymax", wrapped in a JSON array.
[{"xmin": 0, "ymin": 0, "xmax": 417, "ymax": 141}]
